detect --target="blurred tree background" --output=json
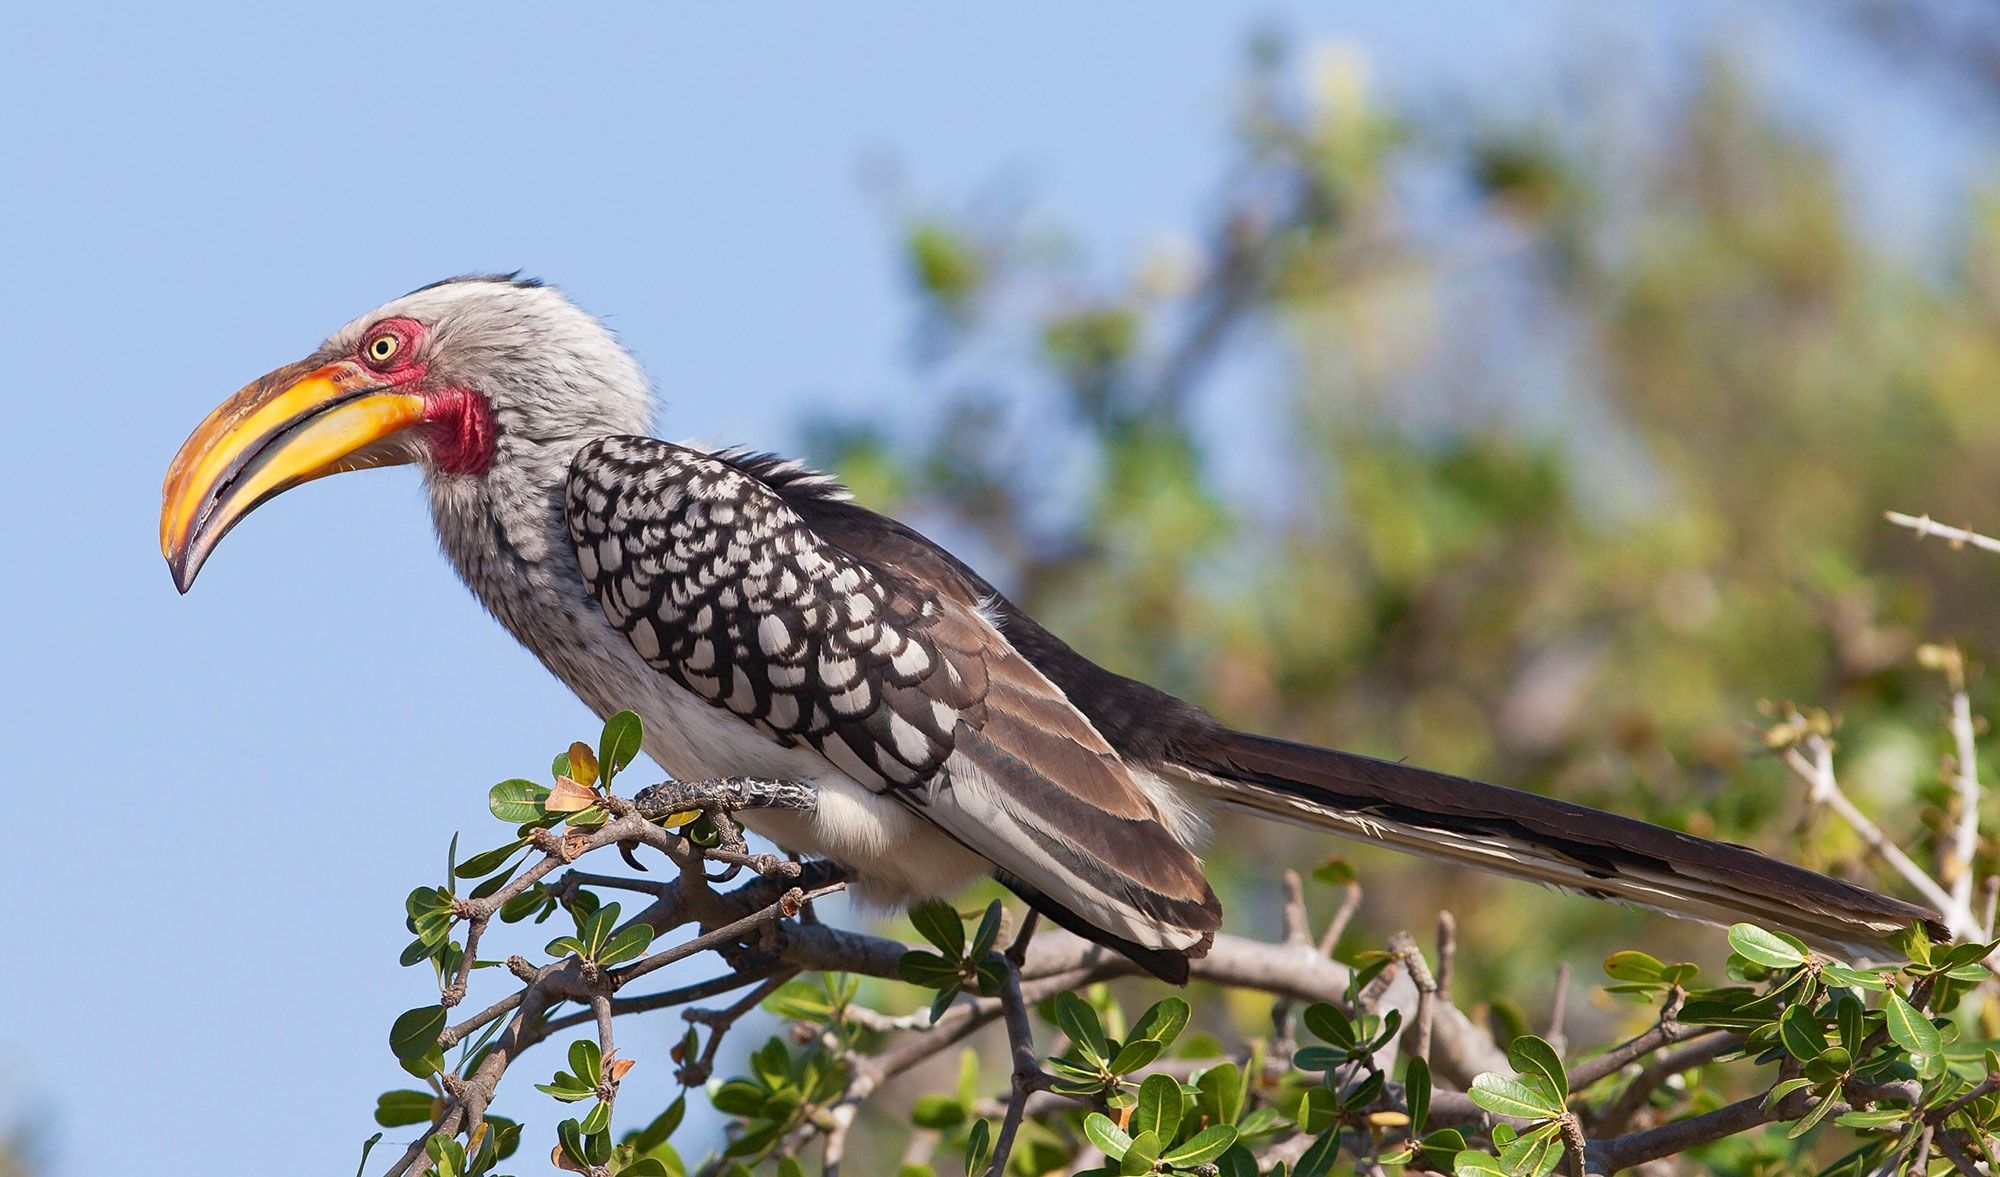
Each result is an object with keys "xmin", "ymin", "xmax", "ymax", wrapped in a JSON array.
[
  {"xmin": 325, "ymin": 11, "xmax": 2000, "ymax": 1176},
  {"xmin": 808, "ymin": 16, "xmax": 2000, "ymax": 1031}
]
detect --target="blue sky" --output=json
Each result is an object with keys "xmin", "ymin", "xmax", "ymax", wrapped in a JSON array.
[{"xmin": 0, "ymin": 4, "xmax": 1987, "ymax": 1175}]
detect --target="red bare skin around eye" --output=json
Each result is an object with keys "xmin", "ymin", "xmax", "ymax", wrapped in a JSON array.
[{"xmin": 354, "ymin": 317, "xmax": 497, "ymax": 475}]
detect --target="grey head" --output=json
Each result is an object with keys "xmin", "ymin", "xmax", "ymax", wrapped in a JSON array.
[{"xmin": 162, "ymin": 275, "xmax": 656, "ymax": 594}]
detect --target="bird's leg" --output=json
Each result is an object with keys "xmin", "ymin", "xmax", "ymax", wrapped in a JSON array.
[{"xmin": 630, "ymin": 776, "xmax": 819, "ymax": 821}]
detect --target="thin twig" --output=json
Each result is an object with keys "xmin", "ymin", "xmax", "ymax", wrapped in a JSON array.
[
  {"xmin": 1433, "ymin": 910, "xmax": 1456, "ymax": 1003},
  {"xmin": 1547, "ymin": 962, "xmax": 1572, "ymax": 1056},
  {"xmin": 1592, "ymin": 1032, "xmax": 1739, "ymax": 1136},
  {"xmin": 1784, "ymin": 733, "xmax": 1976, "ymax": 937},
  {"xmin": 1390, "ymin": 931, "xmax": 1437, "ymax": 1062},
  {"xmin": 1320, "ymin": 881, "xmax": 1364, "ymax": 957},
  {"xmin": 1885, "ymin": 510, "xmax": 2000, "ymax": 555},
  {"xmin": 1281, "ymin": 871, "xmax": 1314, "ymax": 947},
  {"xmin": 986, "ymin": 913, "xmax": 1049, "ymax": 1177}
]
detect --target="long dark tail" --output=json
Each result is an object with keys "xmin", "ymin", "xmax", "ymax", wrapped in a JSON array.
[{"xmin": 1173, "ymin": 731, "xmax": 1945, "ymax": 959}]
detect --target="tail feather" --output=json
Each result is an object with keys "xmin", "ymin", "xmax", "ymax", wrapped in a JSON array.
[{"xmin": 1175, "ymin": 731, "xmax": 1945, "ymax": 959}]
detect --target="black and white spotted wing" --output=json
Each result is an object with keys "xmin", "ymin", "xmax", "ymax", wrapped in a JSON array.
[
  {"xmin": 564, "ymin": 437, "xmax": 1221, "ymax": 966},
  {"xmin": 565, "ymin": 437, "xmax": 979, "ymax": 788}
]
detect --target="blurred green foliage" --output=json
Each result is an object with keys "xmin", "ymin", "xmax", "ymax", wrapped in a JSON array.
[{"xmin": 818, "ymin": 46, "xmax": 2000, "ymax": 1003}]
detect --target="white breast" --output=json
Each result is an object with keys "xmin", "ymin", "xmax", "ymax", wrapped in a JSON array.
[{"xmin": 431, "ymin": 473, "xmax": 991, "ymax": 909}]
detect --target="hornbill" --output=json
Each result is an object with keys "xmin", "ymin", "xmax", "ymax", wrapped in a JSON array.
[{"xmin": 161, "ymin": 275, "xmax": 1943, "ymax": 981}]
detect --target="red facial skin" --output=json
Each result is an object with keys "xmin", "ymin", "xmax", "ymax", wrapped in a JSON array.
[{"xmin": 355, "ymin": 317, "xmax": 496, "ymax": 475}]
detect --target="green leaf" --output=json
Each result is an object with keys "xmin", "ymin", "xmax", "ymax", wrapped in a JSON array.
[
  {"xmin": 912, "ymin": 1094, "xmax": 966, "ymax": 1130},
  {"xmin": 898, "ymin": 950, "xmax": 961, "ymax": 989},
  {"xmin": 598, "ymin": 924, "xmax": 656, "ymax": 967},
  {"xmin": 1053, "ymin": 991, "xmax": 1109, "ymax": 1062},
  {"xmin": 632, "ymin": 1095, "xmax": 685, "ymax": 1153},
  {"xmin": 1119, "ymin": 1130, "xmax": 1162, "ymax": 1176},
  {"xmin": 1801, "ymin": 1045, "xmax": 1851, "ymax": 1086},
  {"xmin": 373, "ymin": 1089, "xmax": 436, "ymax": 1127},
  {"xmin": 1130, "ymin": 995, "xmax": 1191, "ymax": 1049},
  {"xmin": 1296, "ymin": 1086, "xmax": 1337, "ymax": 1134},
  {"xmin": 709, "ymin": 1080, "xmax": 767, "ymax": 1117},
  {"xmin": 1832, "ymin": 992, "xmax": 1866, "ymax": 1055},
  {"xmin": 968, "ymin": 900, "xmax": 1004, "ymax": 961},
  {"xmin": 962, "ymin": 1118, "xmax": 992, "ymax": 1177},
  {"xmin": 1785, "ymin": 1089, "xmax": 1838, "ymax": 1138},
  {"xmin": 1291, "ymin": 1127, "xmax": 1343, "ymax": 1177},
  {"xmin": 389, "ymin": 1005, "xmax": 447, "ymax": 1063},
  {"xmin": 1311, "ymin": 858, "xmax": 1356, "ymax": 886},
  {"xmin": 599, "ymin": 710, "xmax": 644, "ymax": 783},
  {"xmin": 534, "ymin": 1074, "xmax": 594, "ymax": 1102},
  {"xmin": 1506, "ymin": 1035, "xmax": 1567, "ymax": 1102},
  {"xmin": 569, "ymin": 1037, "xmax": 604, "ymax": 1086},
  {"xmin": 353, "ymin": 1132, "xmax": 383, "ymax": 1177},
  {"xmin": 1107, "ymin": 1037, "xmax": 1163, "ymax": 1074},
  {"xmin": 1132, "ymin": 1073, "xmax": 1183, "ymax": 1144},
  {"xmin": 1163, "ymin": 1124, "xmax": 1237, "ymax": 1168},
  {"xmin": 909, "ymin": 900, "xmax": 965, "ymax": 958},
  {"xmin": 581, "ymin": 902, "xmax": 622, "ymax": 959},
  {"xmin": 1405, "ymin": 1055, "xmax": 1431, "ymax": 1133},
  {"xmin": 1212, "ymin": 1144, "xmax": 1260, "ymax": 1177},
  {"xmin": 1468, "ymin": 1071, "xmax": 1562, "ymax": 1119},
  {"xmin": 1834, "ymin": 1108, "xmax": 1906, "ymax": 1130},
  {"xmin": 580, "ymin": 1098, "xmax": 611, "ymax": 1135},
  {"xmin": 1195, "ymin": 1061, "xmax": 1243, "ymax": 1126},
  {"xmin": 1602, "ymin": 951, "xmax": 1666, "ymax": 983},
  {"xmin": 488, "ymin": 779, "xmax": 549, "ymax": 823},
  {"xmin": 1819, "ymin": 963, "xmax": 1888, "ymax": 990},
  {"xmin": 1728, "ymin": 924, "xmax": 1808, "ymax": 970},
  {"xmin": 1497, "ymin": 1121, "xmax": 1562, "ymax": 1177},
  {"xmin": 454, "ymin": 839, "xmax": 527, "ymax": 879},
  {"xmin": 1454, "ymin": 1150, "xmax": 1509, "ymax": 1176},
  {"xmin": 1301, "ymin": 1002, "xmax": 1356, "ymax": 1048},
  {"xmin": 1083, "ymin": 1112, "xmax": 1132, "ymax": 1158},
  {"xmin": 1882, "ymin": 991, "xmax": 1941, "ymax": 1056},
  {"xmin": 406, "ymin": 885, "xmax": 453, "ymax": 918},
  {"xmin": 930, "ymin": 983, "xmax": 960, "ymax": 1026},
  {"xmin": 617, "ymin": 1162, "xmax": 672, "ymax": 1177},
  {"xmin": 1892, "ymin": 922, "xmax": 1933, "ymax": 968},
  {"xmin": 399, "ymin": 1043, "xmax": 444, "ymax": 1080},
  {"xmin": 723, "ymin": 1117, "xmax": 783, "ymax": 1159},
  {"xmin": 1778, "ymin": 1005, "xmax": 1829, "ymax": 1061},
  {"xmin": 499, "ymin": 885, "xmax": 551, "ymax": 924}
]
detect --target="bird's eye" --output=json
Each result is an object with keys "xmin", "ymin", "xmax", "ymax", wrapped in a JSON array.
[{"xmin": 366, "ymin": 333, "xmax": 401, "ymax": 365}]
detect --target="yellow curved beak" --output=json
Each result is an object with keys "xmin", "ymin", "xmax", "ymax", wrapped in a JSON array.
[{"xmin": 161, "ymin": 359, "xmax": 426, "ymax": 592}]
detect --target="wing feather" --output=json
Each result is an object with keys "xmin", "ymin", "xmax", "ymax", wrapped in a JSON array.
[{"xmin": 565, "ymin": 437, "xmax": 1219, "ymax": 958}]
